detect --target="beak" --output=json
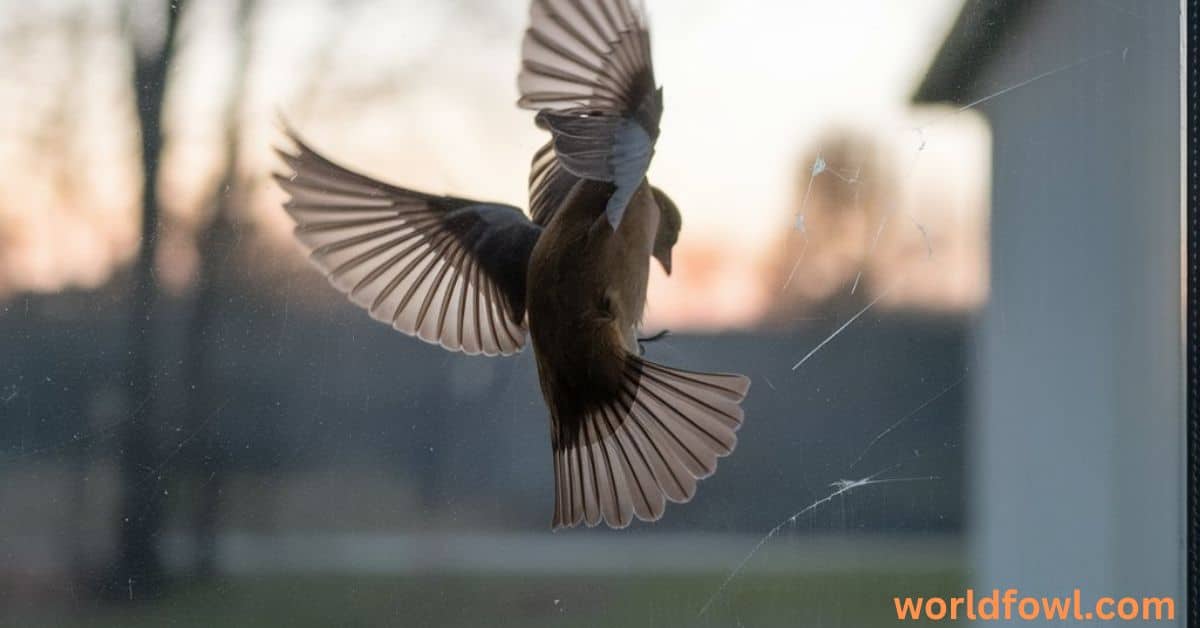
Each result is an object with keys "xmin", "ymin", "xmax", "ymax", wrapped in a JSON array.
[{"xmin": 654, "ymin": 249, "xmax": 672, "ymax": 275}]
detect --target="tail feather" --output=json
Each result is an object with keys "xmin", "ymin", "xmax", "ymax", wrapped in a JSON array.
[{"xmin": 551, "ymin": 355, "xmax": 750, "ymax": 529}]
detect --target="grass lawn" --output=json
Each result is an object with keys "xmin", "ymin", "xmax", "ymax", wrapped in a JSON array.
[{"xmin": 14, "ymin": 570, "xmax": 963, "ymax": 628}]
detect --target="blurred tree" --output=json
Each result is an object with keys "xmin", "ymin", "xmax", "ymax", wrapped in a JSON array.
[
  {"xmin": 183, "ymin": 0, "xmax": 258, "ymax": 579},
  {"xmin": 175, "ymin": 0, "xmax": 471, "ymax": 570},
  {"xmin": 256, "ymin": 0, "xmax": 504, "ymax": 515},
  {"xmin": 765, "ymin": 129, "xmax": 894, "ymax": 327},
  {"xmin": 112, "ymin": 0, "xmax": 188, "ymax": 600}
]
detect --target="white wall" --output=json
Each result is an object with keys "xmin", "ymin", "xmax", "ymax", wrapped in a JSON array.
[{"xmin": 970, "ymin": 1, "xmax": 1183, "ymax": 624}]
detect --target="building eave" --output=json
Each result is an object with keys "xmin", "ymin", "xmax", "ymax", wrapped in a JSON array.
[{"xmin": 912, "ymin": 0, "xmax": 1037, "ymax": 104}]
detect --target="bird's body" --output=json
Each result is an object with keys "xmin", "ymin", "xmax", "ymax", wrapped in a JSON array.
[
  {"xmin": 528, "ymin": 180, "xmax": 658, "ymax": 361},
  {"xmin": 528, "ymin": 179, "xmax": 656, "ymax": 452},
  {"xmin": 275, "ymin": 0, "xmax": 750, "ymax": 529}
]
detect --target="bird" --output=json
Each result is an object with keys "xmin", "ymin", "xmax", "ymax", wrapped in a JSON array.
[{"xmin": 273, "ymin": 0, "xmax": 750, "ymax": 529}]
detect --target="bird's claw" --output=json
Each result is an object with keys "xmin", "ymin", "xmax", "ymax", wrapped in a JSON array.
[{"xmin": 637, "ymin": 329, "xmax": 670, "ymax": 355}]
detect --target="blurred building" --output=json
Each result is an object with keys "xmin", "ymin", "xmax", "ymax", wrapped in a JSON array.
[{"xmin": 914, "ymin": 0, "xmax": 1183, "ymax": 616}]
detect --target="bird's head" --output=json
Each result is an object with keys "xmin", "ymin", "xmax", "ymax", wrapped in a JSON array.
[{"xmin": 651, "ymin": 187, "xmax": 681, "ymax": 275}]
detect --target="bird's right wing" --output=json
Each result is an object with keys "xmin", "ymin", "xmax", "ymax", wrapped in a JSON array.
[
  {"xmin": 518, "ymin": 0, "xmax": 663, "ymax": 229},
  {"xmin": 275, "ymin": 129, "xmax": 541, "ymax": 357},
  {"xmin": 517, "ymin": 0, "xmax": 659, "ymax": 119}
]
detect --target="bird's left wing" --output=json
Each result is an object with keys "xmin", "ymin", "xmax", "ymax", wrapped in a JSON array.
[{"xmin": 275, "ymin": 130, "xmax": 541, "ymax": 357}]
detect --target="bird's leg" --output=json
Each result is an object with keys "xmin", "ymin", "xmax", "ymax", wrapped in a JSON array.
[
  {"xmin": 639, "ymin": 329, "xmax": 670, "ymax": 343},
  {"xmin": 637, "ymin": 329, "xmax": 670, "ymax": 355}
]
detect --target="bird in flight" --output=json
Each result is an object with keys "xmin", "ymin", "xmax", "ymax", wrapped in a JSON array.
[{"xmin": 274, "ymin": 0, "xmax": 750, "ymax": 529}]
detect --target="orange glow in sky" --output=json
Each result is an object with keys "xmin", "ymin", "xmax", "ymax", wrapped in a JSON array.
[{"xmin": 0, "ymin": 0, "xmax": 987, "ymax": 331}]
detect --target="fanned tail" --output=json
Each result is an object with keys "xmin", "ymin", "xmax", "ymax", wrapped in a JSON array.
[{"xmin": 551, "ymin": 355, "xmax": 750, "ymax": 529}]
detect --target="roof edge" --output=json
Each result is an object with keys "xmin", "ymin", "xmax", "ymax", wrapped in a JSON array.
[{"xmin": 912, "ymin": 0, "xmax": 1038, "ymax": 105}]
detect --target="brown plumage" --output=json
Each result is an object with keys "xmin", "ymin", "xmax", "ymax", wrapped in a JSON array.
[
  {"xmin": 273, "ymin": 0, "xmax": 749, "ymax": 529},
  {"xmin": 528, "ymin": 178, "xmax": 749, "ymax": 529}
]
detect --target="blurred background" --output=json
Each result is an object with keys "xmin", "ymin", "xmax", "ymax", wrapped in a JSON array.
[{"xmin": 0, "ymin": 0, "xmax": 1181, "ymax": 626}]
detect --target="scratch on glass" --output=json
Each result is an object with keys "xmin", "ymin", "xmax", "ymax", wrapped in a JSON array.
[
  {"xmin": 698, "ymin": 466, "xmax": 939, "ymax": 617},
  {"xmin": 849, "ymin": 370, "xmax": 968, "ymax": 470},
  {"xmin": 791, "ymin": 279, "xmax": 902, "ymax": 371}
]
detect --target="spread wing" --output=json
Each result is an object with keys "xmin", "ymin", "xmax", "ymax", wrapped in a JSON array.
[
  {"xmin": 518, "ymin": 0, "xmax": 662, "ymax": 228},
  {"xmin": 274, "ymin": 130, "xmax": 541, "ymax": 357}
]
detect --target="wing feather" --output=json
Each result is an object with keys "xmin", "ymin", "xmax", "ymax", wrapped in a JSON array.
[
  {"xmin": 519, "ymin": 0, "xmax": 663, "ymax": 228},
  {"xmin": 275, "ymin": 129, "xmax": 541, "ymax": 356}
]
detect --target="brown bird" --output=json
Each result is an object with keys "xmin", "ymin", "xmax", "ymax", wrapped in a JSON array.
[{"xmin": 274, "ymin": 0, "xmax": 749, "ymax": 529}]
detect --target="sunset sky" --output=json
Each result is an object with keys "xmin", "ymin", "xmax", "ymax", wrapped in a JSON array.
[{"xmin": 0, "ymin": 0, "xmax": 987, "ymax": 329}]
